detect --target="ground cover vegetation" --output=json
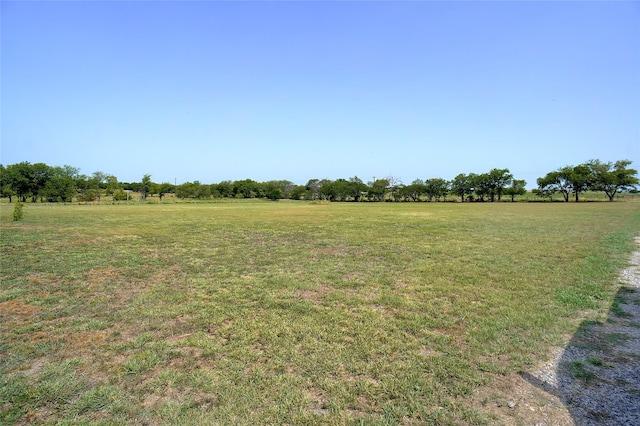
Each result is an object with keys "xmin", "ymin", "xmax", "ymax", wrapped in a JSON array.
[
  {"xmin": 1, "ymin": 160, "xmax": 636, "ymax": 204},
  {"xmin": 1, "ymin": 201, "xmax": 639, "ymax": 424}
]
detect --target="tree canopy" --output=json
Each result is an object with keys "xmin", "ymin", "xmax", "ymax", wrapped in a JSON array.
[
  {"xmin": 536, "ymin": 160, "xmax": 638, "ymax": 202},
  {"xmin": 1, "ymin": 159, "xmax": 637, "ymax": 203}
]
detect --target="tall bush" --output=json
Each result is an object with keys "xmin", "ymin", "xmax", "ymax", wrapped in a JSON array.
[{"xmin": 12, "ymin": 201, "xmax": 24, "ymax": 221}]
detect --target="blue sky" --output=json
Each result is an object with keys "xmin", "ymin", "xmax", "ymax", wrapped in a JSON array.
[{"xmin": 2, "ymin": 1, "xmax": 639, "ymax": 187}]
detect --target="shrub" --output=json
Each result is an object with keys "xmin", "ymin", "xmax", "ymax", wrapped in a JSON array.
[
  {"xmin": 13, "ymin": 201, "xmax": 24, "ymax": 221},
  {"xmin": 113, "ymin": 189, "xmax": 128, "ymax": 201},
  {"xmin": 77, "ymin": 189, "xmax": 99, "ymax": 202}
]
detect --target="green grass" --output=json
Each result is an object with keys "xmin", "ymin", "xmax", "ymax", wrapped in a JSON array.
[
  {"xmin": 1, "ymin": 201, "xmax": 639, "ymax": 424},
  {"xmin": 567, "ymin": 360, "xmax": 597, "ymax": 383}
]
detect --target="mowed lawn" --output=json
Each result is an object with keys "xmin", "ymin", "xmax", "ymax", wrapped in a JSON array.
[{"xmin": 1, "ymin": 201, "xmax": 639, "ymax": 424}]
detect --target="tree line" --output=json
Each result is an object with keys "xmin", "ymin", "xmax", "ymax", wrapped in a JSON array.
[{"xmin": 0, "ymin": 160, "xmax": 637, "ymax": 203}]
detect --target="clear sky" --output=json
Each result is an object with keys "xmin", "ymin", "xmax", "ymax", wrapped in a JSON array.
[{"xmin": 2, "ymin": 1, "xmax": 639, "ymax": 187}]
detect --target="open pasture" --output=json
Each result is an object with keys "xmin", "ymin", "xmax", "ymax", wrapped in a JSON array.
[{"xmin": 1, "ymin": 201, "xmax": 639, "ymax": 424}]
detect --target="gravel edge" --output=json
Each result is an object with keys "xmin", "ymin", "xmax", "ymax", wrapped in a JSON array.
[{"xmin": 526, "ymin": 236, "xmax": 640, "ymax": 425}]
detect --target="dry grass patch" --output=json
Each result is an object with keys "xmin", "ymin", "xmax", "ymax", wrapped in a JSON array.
[{"xmin": 0, "ymin": 300, "xmax": 41, "ymax": 320}]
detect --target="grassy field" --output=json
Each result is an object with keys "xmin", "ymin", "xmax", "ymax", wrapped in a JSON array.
[{"xmin": 1, "ymin": 201, "xmax": 639, "ymax": 424}]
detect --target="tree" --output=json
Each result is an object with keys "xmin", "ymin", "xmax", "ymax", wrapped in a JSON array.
[
  {"xmin": 532, "ymin": 186, "xmax": 555, "ymax": 201},
  {"xmin": 537, "ymin": 169, "xmax": 572, "ymax": 202},
  {"xmin": 263, "ymin": 180, "xmax": 294, "ymax": 200},
  {"xmin": 288, "ymin": 185, "xmax": 307, "ymax": 200},
  {"xmin": 386, "ymin": 176, "xmax": 402, "ymax": 202},
  {"xmin": 304, "ymin": 179, "xmax": 322, "ymax": 200},
  {"xmin": 332, "ymin": 179, "xmax": 351, "ymax": 201},
  {"xmin": 176, "ymin": 181, "xmax": 209, "ymax": 199},
  {"xmin": 9, "ymin": 162, "xmax": 33, "ymax": 202},
  {"xmin": 318, "ymin": 179, "xmax": 336, "ymax": 201},
  {"xmin": 76, "ymin": 174, "xmax": 98, "ymax": 202},
  {"xmin": 503, "ymin": 179, "xmax": 527, "ymax": 202},
  {"xmin": 0, "ymin": 164, "xmax": 16, "ymax": 202},
  {"xmin": 537, "ymin": 164, "xmax": 593, "ymax": 202},
  {"xmin": 263, "ymin": 182, "xmax": 283, "ymax": 201},
  {"xmin": 472, "ymin": 169, "xmax": 513, "ymax": 202},
  {"xmin": 156, "ymin": 182, "xmax": 174, "ymax": 200},
  {"xmin": 473, "ymin": 173, "xmax": 492, "ymax": 202},
  {"xmin": 5, "ymin": 162, "xmax": 49, "ymax": 202},
  {"xmin": 89, "ymin": 171, "xmax": 108, "ymax": 201},
  {"xmin": 587, "ymin": 159, "xmax": 639, "ymax": 201},
  {"xmin": 401, "ymin": 179, "xmax": 425, "ymax": 202},
  {"xmin": 104, "ymin": 175, "xmax": 120, "ymax": 196},
  {"xmin": 176, "ymin": 182, "xmax": 197, "ymax": 199},
  {"xmin": 348, "ymin": 176, "xmax": 368, "ymax": 202},
  {"xmin": 0, "ymin": 183, "xmax": 16, "ymax": 203},
  {"xmin": 42, "ymin": 166, "xmax": 77, "ymax": 202},
  {"xmin": 367, "ymin": 178, "xmax": 389, "ymax": 202},
  {"xmin": 424, "ymin": 178, "xmax": 449, "ymax": 202},
  {"xmin": 233, "ymin": 179, "xmax": 262, "ymax": 198},
  {"xmin": 487, "ymin": 168, "xmax": 513, "ymax": 202},
  {"xmin": 31, "ymin": 163, "xmax": 53, "ymax": 202},
  {"xmin": 195, "ymin": 181, "xmax": 211, "ymax": 198},
  {"xmin": 450, "ymin": 174, "xmax": 473, "ymax": 202},
  {"xmin": 214, "ymin": 181, "xmax": 234, "ymax": 198},
  {"xmin": 567, "ymin": 164, "xmax": 592, "ymax": 202},
  {"xmin": 139, "ymin": 174, "xmax": 152, "ymax": 200}
]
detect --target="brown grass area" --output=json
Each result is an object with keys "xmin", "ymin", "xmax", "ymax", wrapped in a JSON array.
[
  {"xmin": 294, "ymin": 283, "xmax": 334, "ymax": 305},
  {"xmin": 0, "ymin": 299, "xmax": 41, "ymax": 320},
  {"xmin": 65, "ymin": 330, "xmax": 109, "ymax": 352}
]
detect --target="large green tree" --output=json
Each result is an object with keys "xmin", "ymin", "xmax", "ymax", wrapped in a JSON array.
[
  {"xmin": 104, "ymin": 175, "xmax": 120, "ymax": 196},
  {"xmin": 400, "ymin": 179, "xmax": 426, "ymax": 202},
  {"xmin": 503, "ymin": 179, "xmax": 527, "ymax": 202},
  {"xmin": 487, "ymin": 168, "xmax": 513, "ymax": 202},
  {"xmin": 367, "ymin": 178, "xmax": 389, "ymax": 202},
  {"xmin": 263, "ymin": 182, "xmax": 283, "ymax": 201},
  {"xmin": 75, "ymin": 174, "xmax": 97, "ymax": 202},
  {"xmin": 318, "ymin": 179, "xmax": 337, "ymax": 201},
  {"xmin": 139, "ymin": 174, "xmax": 152, "ymax": 199},
  {"xmin": 348, "ymin": 176, "xmax": 368, "ymax": 202},
  {"xmin": 176, "ymin": 181, "xmax": 210, "ymax": 199},
  {"xmin": 537, "ymin": 168, "xmax": 573, "ymax": 202},
  {"xmin": 42, "ymin": 166, "xmax": 78, "ymax": 202},
  {"xmin": 288, "ymin": 185, "xmax": 307, "ymax": 200},
  {"xmin": 263, "ymin": 180, "xmax": 294, "ymax": 200},
  {"xmin": 450, "ymin": 173, "xmax": 474, "ymax": 202},
  {"xmin": 587, "ymin": 159, "xmax": 638, "ymax": 201},
  {"xmin": 473, "ymin": 173, "xmax": 492, "ymax": 202},
  {"xmin": 424, "ymin": 178, "xmax": 449, "ymax": 202},
  {"xmin": 567, "ymin": 164, "xmax": 592, "ymax": 202},
  {"xmin": 214, "ymin": 181, "xmax": 234, "ymax": 198},
  {"xmin": 0, "ymin": 164, "xmax": 16, "ymax": 202},
  {"xmin": 233, "ymin": 179, "xmax": 262, "ymax": 198},
  {"xmin": 474, "ymin": 169, "xmax": 513, "ymax": 202},
  {"xmin": 3, "ymin": 162, "xmax": 51, "ymax": 202}
]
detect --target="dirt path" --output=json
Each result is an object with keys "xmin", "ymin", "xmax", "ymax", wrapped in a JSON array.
[{"xmin": 474, "ymin": 237, "xmax": 640, "ymax": 425}]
